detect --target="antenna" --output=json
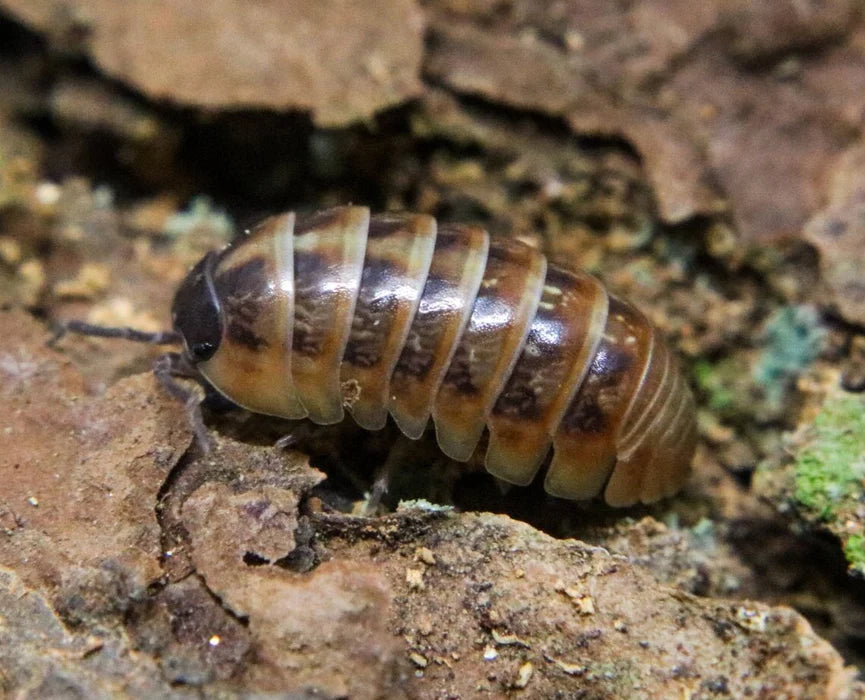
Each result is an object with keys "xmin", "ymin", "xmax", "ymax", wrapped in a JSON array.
[{"xmin": 51, "ymin": 320, "xmax": 182, "ymax": 346}]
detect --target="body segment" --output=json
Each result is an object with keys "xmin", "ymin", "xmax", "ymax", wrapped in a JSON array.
[{"xmin": 178, "ymin": 206, "xmax": 696, "ymax": 506}]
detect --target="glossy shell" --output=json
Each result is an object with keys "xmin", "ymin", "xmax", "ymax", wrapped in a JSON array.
[{"xmin": 182, "ymin": 206, "xmax": 697, "ymax": 507}]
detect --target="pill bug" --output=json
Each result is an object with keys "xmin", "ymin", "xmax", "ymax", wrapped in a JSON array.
[{"xmin": 166, "ymin": 205, "xmax": 696, "ymax": 507}]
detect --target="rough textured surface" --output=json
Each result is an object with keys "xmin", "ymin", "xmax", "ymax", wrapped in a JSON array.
[
  {"xmin": 0, "ymin": 313, "xmax": 850, "ymax": 698},
  {"xmin": 0, "ymin": 0, "xmax": 424, "ymax": 125},
  {"xmin": 423, "ymin": 0, "xmax": 865, "ymax": 244},
  {"xmin": 2, "ymin": 2, "xmax": 865, "ymax": 694},
  {"xmin": 318, "ymin": 508, "xmax": 860, "ymax": 699},
  {"xmin": 756, "ymin": 381, "xmax": 865, "ymax": 576},
  {"xmin": 184, "ymin": 486, "xmax": 406, "ymax": 698},
  {"xmin": 805, "ymin": 143, "xmax": 865, "ymax": 327},
  {"xmin": 0, "ymin": 310, "xmax": 189, "ymax": 592},
  {"xmin": 0, "ymin": 568, "xmax": 182, "ymax": 698},
  {"xmin": 1, "ymin": 0, "xmax": 864, "ymax": 243},
  {"xmin": 0, "ymin": 310, "xmax": 861, "ymax": 697}
]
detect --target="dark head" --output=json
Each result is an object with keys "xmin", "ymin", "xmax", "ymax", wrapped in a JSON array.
[{"xmin": 171, "ymin": 252, "xmax": 223, "ymax": 364}]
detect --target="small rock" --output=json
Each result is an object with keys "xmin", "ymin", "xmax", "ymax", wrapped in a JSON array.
[
  {"xmin": 841, "ymin": 336, "xmax": 865, "ymax": 393},
  {"xmin": 406, "ymin": 567, "xmax": 425, "ymax": 591},
  {"xmin": 546, "ymin": 655, "xmax": 587, "ymax": 676},
  {"xmin": 514, "ymin": 661, "xmax": 533, "ymax": 689},
  {"xmin": 491, "ymin": 629, "xmax": 530, "ymax": 648},
  {"xmin": 0, "ymin": 237, "xmax": 22, "ymax": 266},
  {"xmin": 415, "ymin": 547, "xmax": 436, "ymax": 566},
  {"xmin": 574, "ymin": 594, "xmax": 595, "ymax": 615},
  {"xmin": 736, "ymin": 607, "xmax": 769, "ymax": 633},
  {"xmin": 17, "ymin": 259, "xmax": 45, "ymax": 306},
  {"xmin": 54, "ymin": 263, "xmax": 112, "ymax": 300}
]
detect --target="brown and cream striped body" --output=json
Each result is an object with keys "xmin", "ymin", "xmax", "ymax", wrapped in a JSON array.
[{"xmin": 175, "ymin": 206, "xmax": 696, "ymax": 507}]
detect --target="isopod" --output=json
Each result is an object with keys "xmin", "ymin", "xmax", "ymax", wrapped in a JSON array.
[{"xmin": 164, "ymin": 205, "xmax": 696, "ymax": 507}]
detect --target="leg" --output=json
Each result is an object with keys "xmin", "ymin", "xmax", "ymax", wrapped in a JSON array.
[
  {"xmin": 153, "ymin": 352, "xmax": 214, "ymax": 454},
  {"xmin": 364, "ymin": 434, "xmax": 415, "ymax": 515},
  {"xmin": 274, "ymin": 421, "xmax": 317, "ymax": 451},
  {"xmin": 275, "ymin": 433, "xmax": 298, "ymax": 450}
]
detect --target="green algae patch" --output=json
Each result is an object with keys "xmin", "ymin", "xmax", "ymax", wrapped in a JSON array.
[
  {"xmin": 694, "ymin": 356, "xmax": 755, "ymax": 421},
  {"xmin": 843, "ymin": 535, "xmax": 865, "ymax": 574},
  {"xmin": 793, "ymin": 392, "xmax": 865, "ymax": 573}
]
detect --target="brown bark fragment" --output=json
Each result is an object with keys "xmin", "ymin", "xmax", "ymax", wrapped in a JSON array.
[{"xmin": 0, "ymin": 0, "xmax": 425, "ymax": 125}]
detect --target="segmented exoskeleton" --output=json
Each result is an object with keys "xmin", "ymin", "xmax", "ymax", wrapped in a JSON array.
[{"xmin": 170, "ymin": 206, "xmax": 697, "ymax": 507}]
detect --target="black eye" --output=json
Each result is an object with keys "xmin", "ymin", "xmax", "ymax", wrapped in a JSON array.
[
  {"xmin": 191, "ymin": 341, "xmax": 216, "ymax": 361},
  {"xmin": 172, "ymin": 252, "xmax": 223, "ymax": 364}
]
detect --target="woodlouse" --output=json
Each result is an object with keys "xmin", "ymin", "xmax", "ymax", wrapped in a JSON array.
[{"xmin": 167, "ymin": 205, "xmax": 697, "ymax": 507}]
